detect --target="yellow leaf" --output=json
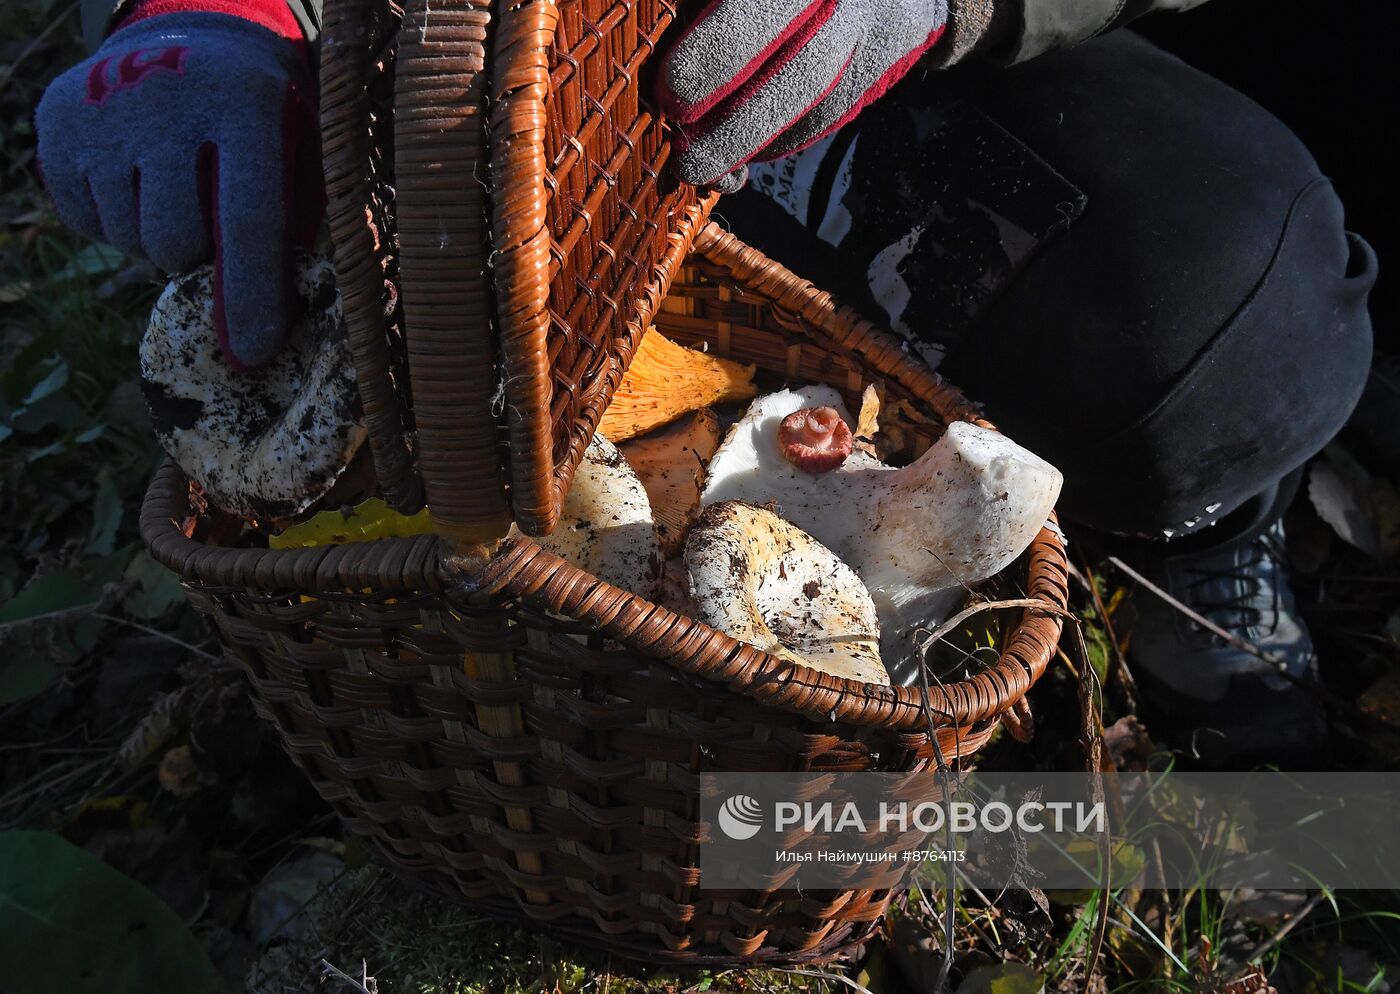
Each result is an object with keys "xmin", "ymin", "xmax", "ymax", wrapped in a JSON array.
[{"xmin": 270, "ymin": 498, "xmax": 434, "ymax": 549}]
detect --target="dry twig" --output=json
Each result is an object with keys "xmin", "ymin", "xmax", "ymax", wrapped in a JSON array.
[
  {"xmin": 1247, "ymin": 890, "xmax": 1328, "ymax": 965},
  {"xmin": 319, "ymin": 958, "xmax": 376, "ymax": 994},
  {"xmin": 1070, "ymin": 617, "xmax": 1110, "ymax": 985},
  {"xmin": 916, "ymin": 597, "xmax": 1075, "ymax": 656}
]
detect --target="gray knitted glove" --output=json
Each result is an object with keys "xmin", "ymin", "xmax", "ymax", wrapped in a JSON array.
[{"xmin": 658, "ymin": 0, "xmax": 948, "ymax": 189}]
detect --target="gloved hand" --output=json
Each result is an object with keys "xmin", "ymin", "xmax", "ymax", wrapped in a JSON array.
[
  {"xmin": 36, "ymin": 2, "xmax": 323, "ymax": 370},
  {"xmin": 658, "ymin": 0, "xmax": 948, "ymax": 190}
]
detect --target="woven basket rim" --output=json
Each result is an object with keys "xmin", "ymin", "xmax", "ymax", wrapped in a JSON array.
[{"xmin": 140, "ymin": 461, "xmax": 1066, "ymax": 733}]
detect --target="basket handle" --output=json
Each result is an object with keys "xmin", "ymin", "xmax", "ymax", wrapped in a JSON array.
[
  {"xmin": 320, "ymin": 0, "xmax": 423, "ymax": 513},
  {"xmin": 392, "ymin": 0, "xmax": 514, "ymax": 547}
]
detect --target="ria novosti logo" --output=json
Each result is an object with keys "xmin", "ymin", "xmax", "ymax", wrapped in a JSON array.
[
  {"xmin": 715, "ymin": 793, "xmax": 1108, "ymax": 841},
  {"xmin": 717, "ymin": 795, "xmax": 764, "ymax": 840}
]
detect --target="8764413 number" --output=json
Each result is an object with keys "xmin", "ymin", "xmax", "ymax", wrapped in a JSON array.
[{"xmin": 901, "ymin": 849, "xmax": 966, "ymax": 863}]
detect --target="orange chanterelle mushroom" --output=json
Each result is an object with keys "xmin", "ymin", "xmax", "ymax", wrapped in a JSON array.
[{"xmin": 599, "ymin": 331, "xmax": 757, "ymax": 442}]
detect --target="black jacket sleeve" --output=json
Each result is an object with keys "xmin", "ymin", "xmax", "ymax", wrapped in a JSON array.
[{"xmin": 989, "ymin": 0, "xmax": 1213, "ymax": 65}]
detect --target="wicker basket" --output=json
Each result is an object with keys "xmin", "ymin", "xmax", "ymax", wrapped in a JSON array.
[{"xmin": 139, "ymin": 0, "xmax": 1071, "ymax": 965}]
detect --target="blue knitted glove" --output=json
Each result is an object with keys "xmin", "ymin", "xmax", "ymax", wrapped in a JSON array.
[{"xmin": 36, "ymin": 10, "xmax": 322, "ymax": 370}]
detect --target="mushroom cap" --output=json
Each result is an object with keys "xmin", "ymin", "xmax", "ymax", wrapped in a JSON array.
[
  {"xmin": 520, "ymin": 434, "xmax": 663, "ymax": 599},
  {"xmin": 140, "ymin": 252, "xmax": 366, "ymax": 521},
  {"xmin": 700, "ymin": 386, "xmax": 884, "ymax": 518},
  {"xmin": 619, "ymin": 408, "xmax": 722, "ymax": 556},
  {"xmin": 865, "ymin": 420, "xmax": 1063, "ymax": 600},
  {"xmin": 778, "ymin": 406, "xmax": 854, "ymax": 473},
  {"xmin": 685, "ymin": 500, "xmax": 889, "ymax": 686},
  {"xmin": 862, "ymin": 421, "xmax": 1062, "ymax": 682},
  {"xmin": 598, "ymin": 330, "xmax": 757, "ymax": 442}
]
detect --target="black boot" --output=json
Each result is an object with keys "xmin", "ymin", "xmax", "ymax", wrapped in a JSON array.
[{"xmin": 1126, "ymin": 520, "xmax": 1326, "ymax": 768}]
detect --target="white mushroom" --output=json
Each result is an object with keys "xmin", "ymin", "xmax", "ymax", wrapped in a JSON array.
[
  {"xmin": 140, "ymin": 252, "xmax": 366, "ymax": 520},
  {"xmin": 619, "ymin": 408, "xmax": 722, "ymax": 556},
  {"xmin": 685, "ymin": 501, "xmax": 889, "ymax": 685},
  {"xmin": 518, "ymin": 434, "xmax": 662, "ymax": 599},
  {"xmin": 702, "ymin": 386, "xmax": 1063, "ymax": 682}
]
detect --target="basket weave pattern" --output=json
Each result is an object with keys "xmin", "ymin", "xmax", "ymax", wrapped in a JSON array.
[{"xmin": 339, "ymin": 0, "xmax": 709, "ymax": 540}]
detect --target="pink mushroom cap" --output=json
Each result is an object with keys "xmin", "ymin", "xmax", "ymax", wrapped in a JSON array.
[{"xmin": 777, "ymin": 406, "xmax": 854, "ymax": 473}]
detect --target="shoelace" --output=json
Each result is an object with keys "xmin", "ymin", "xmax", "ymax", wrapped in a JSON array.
[{"xmin": 1181, "ymin": 533, "xmax": 1286, "ymax": 637}]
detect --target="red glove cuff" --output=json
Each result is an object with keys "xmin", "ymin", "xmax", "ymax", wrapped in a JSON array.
[{"xmin": 120, "ymin": 0, "xmax": 304, "ymax": 42}]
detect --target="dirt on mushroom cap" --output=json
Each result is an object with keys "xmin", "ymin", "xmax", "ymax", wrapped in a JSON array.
[
  {"xmin": 685, "ymin": 500, "xmax": 889, "ymax": 686},
  {"xmin": 523, "ymin": 434, "xmax": 663, "ymax": 600},
  {"xmin": 140, "ymin": 253, "xmax": 366, "ymax": 522}
]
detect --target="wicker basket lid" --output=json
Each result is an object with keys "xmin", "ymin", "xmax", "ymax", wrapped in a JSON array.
[{"xmin": 321, "ymin": 0, "xmax": 713, "ymax": 544}]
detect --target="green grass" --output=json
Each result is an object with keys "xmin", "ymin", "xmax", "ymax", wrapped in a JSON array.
[
  {"xmin": 0, "ymin": 0, "xmax": 196, "ymax": 712},
  {"xmin": 248, "ymin": 867, "xmax": 850, "ymax": 994}
]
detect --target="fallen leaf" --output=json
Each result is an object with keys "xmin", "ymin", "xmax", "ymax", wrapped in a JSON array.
[
  {"xmin": 854, "ymin": 382, "xmax": 882, "ymax": 457},
  {"xmin": 1102, "ymin": 715, "xmax": 1155, "ymax": 772},
  {"xmin": 1197, "ymin": 963, "xmax": 1276, "ymax": 994},
  {"xmin": 996, "ymin": 888, "xmax": 1053, "ymax": 948},
  {"xmin": 1308, "ymin": 446, "xmax": 1400, "ymax": 560},
  {"xmin": 854, "ymin": 940, "xmax": 892, "ymax": 994},
  {"xmin": 958, "ymin": 962, "xmax": 1043, "ymax": 994},
  {"xmin": 54, "ymin": 241, "xmax": 126, "ymax": 281},
  {"xmin": 269, "ymin": 496, "xmax": 433, "ymax": 549},
  {"xmin": 0, "ymin": 549, "xmax": 133, "ymax": 628},
  {"xmin": 246, "ymin": 852, "xmax": 346, "ymax": 945},
  {"xmin": 0, "ymin": 830, "xmax": 216, "ymax": 994},
  {"xmin": 888, "ymin": 915, "xmax": 947, "ymax": 993},
  {"xmin": 21, "ymin": 358, "xmax": 69, "ymax": 405},
  {"xmin": 118, "ymin": 689, "xmax": 189, "ymax": 771},
  {"xmin": 121, "ymin": 553, "xmax": 187, "ymax": 620}
]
